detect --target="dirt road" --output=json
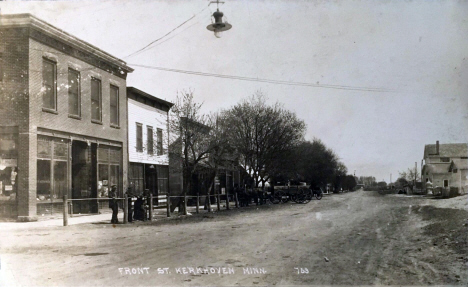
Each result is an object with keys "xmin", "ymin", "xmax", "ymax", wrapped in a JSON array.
[{"xmin": 1, "ymin": 190, "xmax": 467, "ymax": 286}]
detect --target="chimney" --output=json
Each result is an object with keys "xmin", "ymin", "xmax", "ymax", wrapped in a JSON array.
[{"xmin": 436, "ymin": 140, "xmax": 439, "ymax": 154}]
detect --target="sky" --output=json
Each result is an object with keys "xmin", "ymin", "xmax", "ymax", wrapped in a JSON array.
[{"xmin": 1, "ymin": 0, "xmax": 467, "ymax": 182}]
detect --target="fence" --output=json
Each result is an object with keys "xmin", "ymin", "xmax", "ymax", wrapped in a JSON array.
[{"xmin": 60, "ymin": 190, "xmax": 246, "ymax": 226}]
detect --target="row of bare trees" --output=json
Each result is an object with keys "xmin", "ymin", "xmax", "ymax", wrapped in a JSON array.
[{"xmin": 168, "ymin": 90, "xmax": 349, "ymax": 212}]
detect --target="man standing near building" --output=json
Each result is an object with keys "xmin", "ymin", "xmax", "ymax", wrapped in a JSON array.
[{"xmin": 109, "ymin": 185, "xmax": 119, "ymax": 224}]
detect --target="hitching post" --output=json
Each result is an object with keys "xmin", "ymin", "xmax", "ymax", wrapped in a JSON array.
[
  {"xmin": 217, "ymin": 189, "xmax": 221, "ymax": 211},
  {"xmin": 149, "ymin": 194, "xmax": 153, "ymax": 221},
  {"xmin": 69, "ymin": 201, "xmax": 73, "ymax": 217},
  {"xmin": 123, "ymin": 194, "xmax": 128, "ymax": 224},
  {"xmin": 166, "ymin": 192, "xmax": 171, "ymax": 217},
  {"xmin": 226, "ymin": 188, "xmax": 230, "ymax": 210},
  {"xmin": 62, "ymin": 195, "xmax": 68, "ymax": 226}
]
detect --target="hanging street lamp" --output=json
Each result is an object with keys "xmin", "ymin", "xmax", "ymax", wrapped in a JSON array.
[{"xmin": 206, "ymin": 1, "xmax": 232, "ymax": 38}]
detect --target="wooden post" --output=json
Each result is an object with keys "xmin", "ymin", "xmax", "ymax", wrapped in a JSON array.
[
  {"xmin": 166, "ymin": 193, "xmax": 171, "ymax": 217},
  {"xmin": 226, "ymin": 189, "xmax": 230, "ymax": 210},
  {"xmin": 183, "ymin": 194, "xmax": 188, "ymax": 215},
  {"xmin": 217, "ymin": 190, "xmax": 221, "ymax": 211},
  {"xmin": 69, "ymin": 201, "xmax": 73, "ymax": 217},
  {"xmin": 196, "ymin": 193, "xmax": 200, "ymax": 214},
  {"xmin": 235, "ymin": 192, "xmax": 239, "ymax": 208},
  {"xmin": 123, "ymin": 194, "xmax": 128, "ymax": 224},
  {"xmin": 149, "ymin": 194, "xmax": 153, "ymax": 221},
  {"xmin": 62, "ymin": 195, "xmax": 68, "ymax": 226}
]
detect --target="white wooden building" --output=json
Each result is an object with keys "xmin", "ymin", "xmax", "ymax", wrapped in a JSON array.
[{"xmin": 127, "ymin": 87, "xmax": 173, "ymax": 204}]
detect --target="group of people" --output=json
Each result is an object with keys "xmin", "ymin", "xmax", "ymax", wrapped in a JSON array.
[{"xmin": 108, "ymin": 187, "xmax": 150, "ymax": 224}]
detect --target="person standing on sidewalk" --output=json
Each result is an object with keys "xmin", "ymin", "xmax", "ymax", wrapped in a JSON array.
[{"xmin": 109, "ymin": 185, "xmax": 119, "ymax": 224}]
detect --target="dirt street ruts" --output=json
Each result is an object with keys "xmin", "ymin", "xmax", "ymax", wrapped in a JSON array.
[{"xmin": 1, "ymin": 190, "xmax": 466, "ymax": 286}]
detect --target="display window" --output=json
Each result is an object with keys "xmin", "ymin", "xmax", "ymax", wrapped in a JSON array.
[
  {"xmin": 0, "ymin": 132, "xmax": 18, "ymax": 200},
  {"xmin": 36, "ymin": 136, "xmax": 68, "ymax": 202},
  {"xmin": 97, "ymin": 145, "xmax": 121, "ymax": 198}
]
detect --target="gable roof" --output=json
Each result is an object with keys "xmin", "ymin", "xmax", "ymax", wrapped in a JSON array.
[{"xmin": 424, "ymin": 143, "xmax": 468, "ymax": 158}]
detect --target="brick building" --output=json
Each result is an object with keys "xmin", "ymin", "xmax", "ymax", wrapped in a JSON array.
[
  {"xmin": 126, "ymin": 87, "xmax": 173, "ymax": 205},
  {"xmin": 0, "ymin": 14, "xmax": 133, "ymax": 221}
]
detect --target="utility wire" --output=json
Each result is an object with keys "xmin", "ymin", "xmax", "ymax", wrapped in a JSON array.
[
  {"xmin": 139, "ymin": 15, "xmax": 211, "ymax": 51},
  {"xmin": 124, "ymin": 3, "xmax": 211, "ymax": 59},
  {"xmin": 128, "ymin": 64, "xmax": 395, "ymax": 93}
]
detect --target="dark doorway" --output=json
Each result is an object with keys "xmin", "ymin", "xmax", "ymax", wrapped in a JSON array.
[
  {"xmin": 71, "ymin": 141, "xmax": 98, "ymax": 213},
  {"xmin": 145, "ymin": 164, "xmax": 158, "ymax": 205}
]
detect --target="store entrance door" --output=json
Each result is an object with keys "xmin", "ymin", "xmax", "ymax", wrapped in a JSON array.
[
  {"xmin": 71, "ymin": 141, "xmax": 97, "ymax": 213},
  {"xmin": 145, "ymin": 164, "xmax": 158, "ymax": 205}
]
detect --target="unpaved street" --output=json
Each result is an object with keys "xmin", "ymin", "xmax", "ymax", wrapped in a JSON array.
[{"xmin": 1, "ymin": 190, "xmax": 467, "ymax": 286}]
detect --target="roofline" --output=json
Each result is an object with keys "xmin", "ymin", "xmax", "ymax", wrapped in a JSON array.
[
  {"xmin": 0, "ymin": 13, "xmax": 134, "ymax": 73},
  {"xmin": 127, "ymin": 87, "xmax": 174, "ymax": 109}
]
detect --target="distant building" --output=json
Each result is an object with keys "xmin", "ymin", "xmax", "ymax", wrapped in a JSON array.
[
  {"xmin": 422, "ymin": 141, "xmax": 468, "ymax": 195},
  {"xmin": 126, "ymin": 87, "xmax": 173, "ymax": 205},
  {"xmin": 168, "ymin": 117, "xmax": 240, "ymax": 211},
  {"xmin": 0, "ymin": 14, "xmax": 133, "ymax": 221}
]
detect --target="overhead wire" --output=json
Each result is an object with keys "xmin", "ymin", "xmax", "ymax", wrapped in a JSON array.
[
  {"xmin": 138, "ymin": 14, "xmax": 211, "ymax": 51},
  {"xmin": 123, "ymin": 3, "xmax": 211, "ymax": 59},
  {"xmin": 127, "ymin": 64, "xmax": 395, "ymax": 93}
]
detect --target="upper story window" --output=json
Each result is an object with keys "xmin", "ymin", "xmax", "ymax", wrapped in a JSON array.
[
  {"xmin": 91, "ymin": 78, "xmax": 102, "ymax": 122},
  {"xmin": 110, "ymin": 85, "xmax": 119, "ymax": 126},
  {"xmin": 136, "ymin": 123, "xmax": 143, "ymax": 152},
  {"xmin": 440, "ymin": 157, "xmax": 450, "ymax": 163},
  {"xmin": 147, "ymin": 126, "xmax": 154, "ymax": 155},
  {"xmin": 68, "ymin": 69, "xmax": 81, "ymax": 117},
  {"xmin": 157, "ymin": 128, "xmax": 163, "ymax": 156},
  {"xmin": 42, "ymin": 58, "xmax": 57, "ymax": 110}
]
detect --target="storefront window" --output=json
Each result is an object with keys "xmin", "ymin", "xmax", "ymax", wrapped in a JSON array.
[
  {"xmin": 129, "ymin": 163, "xmax": 144, "ymax": 195},
  {"xmin": 156, "ymin": 165, "xmax": 169, "ymax": 194},
  {"xmin": 54, "ymin": 142, "xmax": 68, "ymax": 159},
  {"xmin": 53, "ymin": 161, "xmax": 67, "ymax": 199},
  {"xmin": 37, "ymin": 136, "xmax": 68, "ymax": 202},
  {"xmin": 97, "ymin": 146, "xmax": 121, "ymax": 197},
  {"xmin": 110, "ymin": 165, "xmax": 119, "ymax": 188},
  {"xmin": 98, "ymin": 164, "xmax": 109, "ymax": 198},
  {"xmin": 37, "ymin": 140, "xmax": 51, "ymax": 158},
  {"xmin": 0, "ymin": 134, "xmax": 17, "ymax": 157},
  {"xmin": 37, "ymin": 159, "xmax": 51, "ymax": 199},
  {"xmin": 0, "ymin": 132, "xmax": 18, "ymax": 200}
]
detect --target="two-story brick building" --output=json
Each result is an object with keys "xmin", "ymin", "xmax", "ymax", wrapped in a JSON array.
[
  {"xmin": 422, "ymin": 141, "xmax": 468, "ymax": 195},
  {"xmin": 0, "ymin": 14, "xmax": 133, "ymax": 221},
  {"xmin": 127, "ymin": 87, "xmax": 173, "ymax": 205}
]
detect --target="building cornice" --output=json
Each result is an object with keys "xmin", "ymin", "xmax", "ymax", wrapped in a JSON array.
[
  {"xmin": 1, "ymin": 14, "xmax": 134, "ymax": 78},
  {"xmin": 127, "ymin": 87, "xmax": 174, "ymax": 112}
]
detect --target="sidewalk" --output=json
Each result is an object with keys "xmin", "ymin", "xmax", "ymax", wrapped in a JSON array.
[{"xmin": 0, "ymin": 204, "xmax": 227, "ymax": 230}]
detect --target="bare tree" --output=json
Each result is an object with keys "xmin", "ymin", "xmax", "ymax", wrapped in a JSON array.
[
  {"xmin": 225, "ymin": 92, "xmax": 306, "ymax": 188},
  {"xmin": 203, "ymin": 112, "xmax": 235, "ymax": 211},
  {"xmin": 169, "ymin": 91, "xmax": 212, "ymax": 214},
  {"xmin": 398, "ymin": 168, "xmax": 421, "ymax": 188}
]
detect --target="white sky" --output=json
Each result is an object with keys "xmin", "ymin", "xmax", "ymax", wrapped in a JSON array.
[{"xmin": 1, "ymin": 0, "xmax": 467, "ymax": 182}]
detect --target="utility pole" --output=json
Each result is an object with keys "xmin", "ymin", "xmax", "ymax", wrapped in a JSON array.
[{"xmin": 414, "ymin": 161, "xmax": 417, "ymax": 186}]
